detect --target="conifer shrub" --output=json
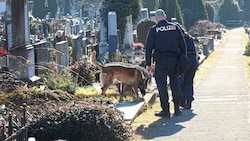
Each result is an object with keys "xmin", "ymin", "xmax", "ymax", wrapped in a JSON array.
[
  {"xmin": 28, "ymin": 100, "xmax": 133, "ymax": 141},
  {"xmin": 137, "ymin": 18, "xmax": 156, "ymax": 45}
]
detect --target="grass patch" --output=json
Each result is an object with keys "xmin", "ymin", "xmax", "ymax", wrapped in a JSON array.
[
  {"xmin": 75, "ymin": 85, "xmax": 143, "ymax": 102},
  {"xmin": 75, "ymin": 86, "xmax": 101, "ymax": 96},
  {"xmin": 131, "ymin": 99, "xmax": 165, "ymax": 141}
]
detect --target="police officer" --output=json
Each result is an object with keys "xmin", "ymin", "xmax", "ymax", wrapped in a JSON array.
[
  {"xmin": 145, "ymin": 9, "xmax": 187, "ymax": 117},
  {"xmin": 176, "ymin": 23, "xmax": 199, "ymax": 109}
]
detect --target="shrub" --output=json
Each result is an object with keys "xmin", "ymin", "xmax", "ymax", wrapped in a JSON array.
[
  {"xmin": 137, "ymin": 18, "xmax": 156, "ymax": 45},
  {"xmin": 69, "ymin": 60, "xmax": 96, "ymax": 86},
  {"xmin": 188, "ymin": 20, "xmax": 217, "ymax": 37},
  {"xmin": 28, "ymin": 100, "xmax": 133, "ymax": 141},
  {"xmin": 42, "ymin": 69, "xmax": 76, "ymax": 94},
  {"xmin": 245, "ymin": 40, "xmax": 250, "ymax": 56}
]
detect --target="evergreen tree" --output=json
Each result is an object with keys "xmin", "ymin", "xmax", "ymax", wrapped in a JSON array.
[
  {"xmin": 47, "ymin": 0, "xmax": 57, "ymax": 18},
  {"xmin": 218, "ymin": 0, "xmax": 241, "ymax": 25},
  {"xmin": 157, "ymin": 0, "xmax": 184, "ymax": 25},
  {"xmin": 179, "ymin": 0, "xmax": 208, "ymax": 29},
  {"xmin": 206, "ymin": 3, "xmax": 214, "ymax": 22},
  {"xmin": 243, "ymin": 0, "xmax": 250, "ymax": 22},
  {"xmin": 128, "ymin": 0, "xmax": 141, "ymax": 24},
  {"xmin": 32, "ymin": 0, "xmax": 57, "ymax": 19},
  {"xmin": 64, "ymin": 0, "xmax": 71, "ymax": 15},
  {"xmin": 142, "ymin": 0, "xmax": 157, "ymax": 11},
  {"xmin": 100, "ymin": 0, "xmax": 141, "ymax": 44},
  {"xmin": 32, "ymin": 0, "xmax": 48, "ymax": 19}
]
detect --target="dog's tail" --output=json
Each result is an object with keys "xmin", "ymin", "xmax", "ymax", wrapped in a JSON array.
[{"xmin": 90, "ymin": 50, "xmax": 104, "ymax": 70}]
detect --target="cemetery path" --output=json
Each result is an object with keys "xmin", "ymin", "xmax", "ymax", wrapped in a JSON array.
[{"xmin": 146, "ymin": 27, "xmax": 250, "ymax": 141}]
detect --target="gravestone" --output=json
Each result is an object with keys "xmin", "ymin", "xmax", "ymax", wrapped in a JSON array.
[
  {"xmin": 0, "ymin": 55, "xmax": 7, "ymax": 67},
  {"xmin": 82, "ymin": 37, "xmax": 91, "ymax": 55},
  {"xmin": 5, "ymin": 0, "xmax": 36, "ymax": 81},
  {"xmin": 202, "ymin": 40, "xmax": 209, "ymax": 58},
  {"xmin": 208, "ymin": 37, "xmax": 214, "ymax": 51},
  {"xmin": 85, "ymin": 30, "xmax": 91, "ymax": 38},
  {"xmin": 33, "ymin": 40, "xmax": 50, "ymax": 76},
  {"xmin": 99, "ymin": 19, "xmax": 108, "ymax": 55},
  {"xmin": 123, "ymin": 14, "xmax": 133, "ymax": 48},
  {"xmin": 65, "ymin": 19, "xmax": 71, "ymax": 36},
  {"xmin": 108, "ymin": 11, "xmax": 117, "ymax": 61},
  {"xmin": 72, "ymin": 35, "xmax": 82, "ymax": 61},
  {"xmin": 9, "ymin": 45, "xmax": 35, "ymax": 79},
  {"xmin": 55, "ymin": 41, "xmax": 69, "ymax": 72},
  {"xmin": 140, "ymin": 8, "xmax": 149, "ymax": 20}
]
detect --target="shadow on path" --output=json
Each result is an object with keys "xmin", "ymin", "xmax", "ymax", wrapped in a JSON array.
[{"xmin": 135, "ymin": 109, "xmax": 196, "ymax": 140}]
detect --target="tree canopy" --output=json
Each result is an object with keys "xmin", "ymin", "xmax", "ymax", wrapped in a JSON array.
[
  {"xmin": 205, "ymin": 3, "xmax": 214, "ymax": 22},
  {"xmin": 218, "ymin": 0, "xmax": 241, "ymax": 25},
  {"xmin": 178, "ymin": 0, "xmax": 208, "ymax": 29},
  {"xmin": 243, "ymin": 0, "xmax": 250, "ymax": 22},
  {"xmin": 157, "ymin": 0, "xmax": 184, "ymax": 25},
  {"xmin": 32, "ymin": 0, "xmax": 57, "ymax": 19},
  {"xmin": 141, "ymin": 0, "xmax": 157, "ymax": 11}
]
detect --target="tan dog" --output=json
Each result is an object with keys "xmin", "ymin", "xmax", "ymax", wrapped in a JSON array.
[{"xmin": 90, "ymin": 51, "xmax": 149, "ymax": 98}]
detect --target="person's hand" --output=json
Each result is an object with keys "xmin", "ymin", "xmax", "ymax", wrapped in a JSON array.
[{"xmin": 146, "ymin": 66, "xmax": 153, "ymax": 74}]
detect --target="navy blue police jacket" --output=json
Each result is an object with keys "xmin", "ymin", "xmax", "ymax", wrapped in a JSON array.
[
  {"xmin": 145, "ymin": 20, "xmax": 187, "ymax": 66},
  {"xmin": 184, "ymin": 34, "xmax": 199, "ymax": 68},
  {"xmin": 184, "ymin": 34, "xmax": 196, "ymax": 58}
]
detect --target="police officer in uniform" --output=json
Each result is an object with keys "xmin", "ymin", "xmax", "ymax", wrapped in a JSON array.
[
  {"xmin": 176, "ymin": 23, "xmax": 199, "ymax": 109},
  {"xmin": 145, "ymin": 9, "xmax": 187, "ymax": 117}
]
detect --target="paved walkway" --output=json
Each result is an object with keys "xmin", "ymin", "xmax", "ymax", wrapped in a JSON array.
[{"xmin": 148, "ymin": 27, "xmax": 250, "ymax": 141}]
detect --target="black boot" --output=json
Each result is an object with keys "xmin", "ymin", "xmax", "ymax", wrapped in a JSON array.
[
  {"xmin": 155, "ymin": 111, "xmax": 170, "ymax": 118},
  {"xmin": 174, "ymin": 102, "xmax": 182, "ymax": 116},
  {"xmin": 180, "ymin": 100, "xmax": 185, "ymax": 108},
  {"xmin": 184, "ymin": 101, "xmax": 192, "ymax": 109},
  {"xmin": 155, "ymin": 103, "xmax": 170, "ymax": 118}
]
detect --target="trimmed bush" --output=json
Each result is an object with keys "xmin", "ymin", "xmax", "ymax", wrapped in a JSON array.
[
  {"xmin": 28, "ymin": 100, "xmax": 133, "ymax": 141},
  {"xmin": 136, "ymin": 18, "xmax": 156, "ymax": 45}
]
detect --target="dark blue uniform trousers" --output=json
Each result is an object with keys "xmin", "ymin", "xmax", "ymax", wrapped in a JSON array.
[
  {"xmin": 180, "ymin": 56, "xmax": 197, "ymax": 102},
  {"xmin": 154, "ymin": 56, "xmax": 182, "ymax": 112}
]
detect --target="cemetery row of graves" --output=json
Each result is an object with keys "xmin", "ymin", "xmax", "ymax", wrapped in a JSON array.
[{"xmin": 0, "ymin": 6, "xmax": 224, "ymax": 139}]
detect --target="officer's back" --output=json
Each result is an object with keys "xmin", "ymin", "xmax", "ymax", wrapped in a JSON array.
[
  {"xmin": 145, "ymin": 9, "xmax": 187, "ymax": 117},
  {"xmin": 154, "ymin": 21, "xmax": 184, "ymax": 53},
  {"xmin": 145, "ymin": 17, "xmax": 186, "ymax": 62}
]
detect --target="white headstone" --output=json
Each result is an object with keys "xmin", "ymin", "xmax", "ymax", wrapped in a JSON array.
[
  {"xmin": 65, "ymin": 19, "xmax": 71, "ymax": 36},
  {"xmin": 140, "ymin": 8, "xmax": 149, "ymax": 20},
  {"xmin": 108, "ymin": 11, "xmax": 117, "ymax": 36},
  {"xmin": 79, "ymin": 9, "xmax": 84, "ymax": 30},
  {"xmin": 123, "ymin": 14, "xmax": 133, "ymax": 46}
]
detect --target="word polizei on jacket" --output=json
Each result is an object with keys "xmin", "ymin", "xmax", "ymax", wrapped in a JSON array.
[{"xmin": 156, "ymin": 25, "xmax": 176, "ymax": 32}]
